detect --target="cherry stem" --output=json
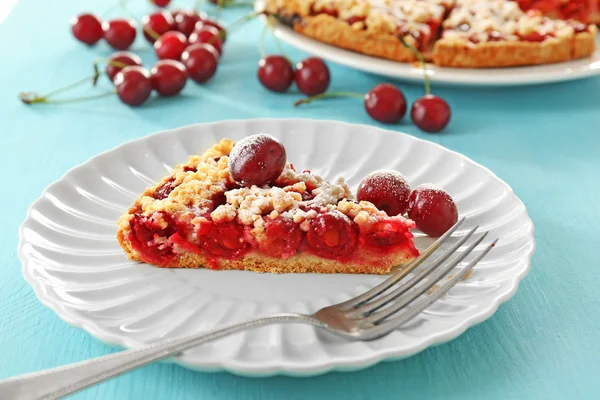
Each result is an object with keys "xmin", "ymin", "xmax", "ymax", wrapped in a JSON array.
[
  {"xmin": 34, "ymin": 91, "xmax": 117, "ymax": 105},
  {"xmin": 143, "ymin": 25, "xmax": 161, "ymax": 41},
  {"xmin": 259, "ymin": 24, "xmax": 268, "ymax": 58},
  {"xmin": 92, "ymin": 58, "xmax": 130, "ymax": 85},
  {"xmin": 265, "ymin": 16, "xmax": 290, "ymax": 62},
  {"xmin": 399, "ymin": 36, "xmax": 430, "ymax": 95},
  {"xmin": 294, "ymin": 92, "xmax": 363, "ymax": 107}
]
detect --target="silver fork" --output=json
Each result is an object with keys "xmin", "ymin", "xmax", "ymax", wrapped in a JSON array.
[{"xmin": 1, "ymin": 218, "xmax": 496, "ymax": 400}]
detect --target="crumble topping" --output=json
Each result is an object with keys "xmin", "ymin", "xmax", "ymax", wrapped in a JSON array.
[
  {"xmin": 120, "ymin": 139, "xmax": 407, "ymax": 239},
  {"xmin": 442, "ymin": 0, "xmax": 576, "ymax": 43}
]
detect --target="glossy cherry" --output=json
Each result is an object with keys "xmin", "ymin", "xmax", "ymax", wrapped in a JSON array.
[
  {"xmin": 188, "ymin": 26, "xmax": 223, "ymax": 55},
  {"xmin": 364, "ymin": 84, "xmax": 407, "ymax": 124},
  {"xmin": 71, "ymin": 14, "xmax": 103, "ymax": 45},
  {"xmin": 142, "ymin": 11, "xmax": 175, "ymax": 43},
  {"xmin": 181, "ymin": 44, "xmax": 220, "ymax": 83},
  {"xmin": 357, "ymin": 170, "xmax": 411, "ymax": 216},
  {"xmin": 172, "ymin": 9, "xmax": 205, "ymax": 37},
  {"xmin": 195, "ymin": 20, "xmax": 226, "ymax": 42},
  {"xmin": 411, "ymin": 94, "xmax": 451, "ymax": 133},
  {"xmin": 295, "ymin": 57, "xmax": 330, "ymax": 96},
  {"xmin": 258, "ymin": 56, "xmax": 294, "ymax": 93},
  {"xmin": 150, "ymin": 60, "xmax": 188, "ymax": 97},
  {"xmin": 154, "ymin": 31, "xmax": 188, "ymax": 60},
  {"xmin": 228, "ymin": 134, "xmax": 287, "ymax": 187},
  {"xmin": 407, "ymin": 184, "xmax": 458, "ymax": 236},
  {"xmin": 306, "ymin": 213, "xmax": 358, "ymax": 259},
  {"xmin": 114, "ymin": 66, "xmax": 153, "ymax": 106},
  {"xmin": 106, "ymin": 51, "xmax": 142, "ymax": 81},
  {"xmin": 103, "ymin": 19, "xmax": 137, "ymax": 50},
  {"xmin": 151, "ymin": 0, "xmax": 171, "ymax": 7}
]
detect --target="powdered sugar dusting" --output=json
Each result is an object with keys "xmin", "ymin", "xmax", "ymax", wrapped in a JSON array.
[{"xmin": 362, "ymin": 169, "xmax": 410, "ymax": 193}]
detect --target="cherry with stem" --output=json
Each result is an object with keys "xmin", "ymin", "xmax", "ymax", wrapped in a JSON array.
[{"xmin": 399, "ymin": 36, "xmax": 451, "ymax": 133}]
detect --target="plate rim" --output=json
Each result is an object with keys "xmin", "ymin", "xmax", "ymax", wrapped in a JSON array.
[
  {"xmin": 18, "ymin": 118, "xmax": 535, "ymax": 377},
  {"xmin": 256, "ymin": 3, "xmax": 600, "ymax": 87}
]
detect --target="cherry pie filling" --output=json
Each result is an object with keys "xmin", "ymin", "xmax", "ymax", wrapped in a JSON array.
[{"xmin": 126, "ymin": 180, "xmax": 418, "ymax": 269}]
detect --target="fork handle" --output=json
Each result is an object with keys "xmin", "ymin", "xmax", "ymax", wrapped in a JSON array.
[{"xmin": 0, "ymin": 313, "xmax": 310, "ymax": 400}]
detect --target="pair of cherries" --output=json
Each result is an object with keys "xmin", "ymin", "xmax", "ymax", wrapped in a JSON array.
[
  {"xmin": 71, "ymin": 14, "xmax": 137, "ymax": 50},
  {"xmin": 229, "ymin": 134, "xmax": 458, "ymax": 237},
  {"xmin": 258, "ymin": 55, "xmax": 331, "ymax": 96}
]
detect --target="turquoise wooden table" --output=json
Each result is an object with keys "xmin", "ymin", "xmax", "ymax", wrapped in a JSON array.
[{"xmin": 2, "ymin": 0, "xmax": 600, "ymax": 399}]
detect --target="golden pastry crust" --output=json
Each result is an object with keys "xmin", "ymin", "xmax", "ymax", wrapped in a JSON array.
[
  {"xmin": 433, "ymin": 31, "xmax": 595, "ymax": 68},
  {"xmin": 291, "ymin": 14, "xmax": 421, "ymax": 62},
  {"xmin": 573, "ymin": 27, "xmax": 598, "ymax": 59}
]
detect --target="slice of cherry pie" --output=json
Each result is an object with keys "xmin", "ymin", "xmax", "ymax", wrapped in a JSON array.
[{"xmin": 117, "ymin": 135, "xmax": 420, "ymax": 274}]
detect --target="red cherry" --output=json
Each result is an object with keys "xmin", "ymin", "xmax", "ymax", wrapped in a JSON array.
[
  {"xmin": 407, "ymin": 184, "xmax": 458, "ymax": 237},
  {"xmin": 172, "ymin": 9, "xmax": 205, "ymax": 37},
  {"xmin": 181, "ymin": 44, "xmax": 220, "ymax": 83},
  {"xmin": 197, "ymin": 221, "xmax": 249, "ymax": 259},
  {"xmin": 151, "ymin": 0, "xmax": 171, "ymax": 7},
  {"xmin": 154, "ymin": 31, "xmax": 188, "ymax": 60},
  {"xmin": 306, "ymin": 212, "xmax": 358, "ymax": 259},
  {"xmin": 142, "ymin": 11, "xmax": 174, "ymax": 43},
  {"xmin": 188, "ymin": 26, "xmax": 223, "ymax": 55},
  {"xmin": 71, "ymin": 14, "xmax": 103, "ymax": 45},
  {"xmin": 364, "ymin": 84, "xmax": 407, "ymax": 124},
  {"xmin": 260, "ymin": 218, "xmax": 303, "ymax": 259},
  {"xmin": 357, "ymin": 170, "xmax": 411, "ymax": 216},
  {"xmin": 106, "ymin": 51, "xmax": 142, "ymax": 82},
  {"xmin": 114, "ymin": 66, "xmax": 153, "ymax": 106},
  {"xmin": 195, "ymin": 20, "xmax": 226, "ymax": 42},
  {"xmin": 411, "ymin": 95, "xmax": 451, "ymax": 133},
  {"xmin": 295, "ymin": 57, "xmax": 330, "ymax": 96},
  {"xmin": 150, "ymin": 60, "xmax": 188, "ymax": 97},
  {"xmin": 228, "ymin": 134, "xmax": 287, "ymax": 187},
  {"xmin": 103, "ymin": 19, "xmax": 137, "ymax": 50},
  {"xmin": 258, "ymin": 55, "xmax": 294, "ymax": 93}
]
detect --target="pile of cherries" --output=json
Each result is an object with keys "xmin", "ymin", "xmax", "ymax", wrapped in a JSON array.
[
  {"xmin": 229, "ymin": 134, "xmax": 458, "ymax": 237},
  {"xmin": 69, "ymin": 2, "xmax": 226, "ymax": 106},
  {"xmin": 42, "ymin": 0, "xmax": 452, "ymax": 133}
]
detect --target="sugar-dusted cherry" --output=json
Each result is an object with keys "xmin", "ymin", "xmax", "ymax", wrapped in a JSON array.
[
  {"xmin": 357, "ymin": 170, "xmax": 411, "ymax": 216},
  {"xmin": 181, "ymin": 43, "xmax": 220, "ymax": 83},
  {"xmin": 258, "ymin": 55, "xmax": 294, "ymax": 93},
  {"xmin": 154, "ymin": 31, "xmax": 188, "ymax": 60},
  {"xmin": 364, "ymin": 84, "xmax": 407, "ymax": 124},
  {"xmin": 71, "ymin": 13, "xmax": 103, "ymax": 45},
  {"xmin": 307, "ymin": 212, "xmax": 358, "ymax": 259},
  {"xmin": 172, "ymin": 9, "xmax": 206, "ymax": 37},
  {"xmin": 114, "ymin": 66, "xmax": 153, "ymax": 106},
  {"xmin": 188, "ymin": 26, "xmax": 223, "ymax": 54},
  {"xmin": 142, "ymin": 11, "xmax": 175, "ymax": 43},
  {"xmin": 106, "ymin": 51, "xmax": 142, "ymax": 81},
  {"xmin": 229, "ymin": 134, "xmax": 287, "ymax": 187},
  {"xmin": 407, "ymin": 184, "xmax": 458, "ymax": 236},
  {"xmin": 151, "ymin": 60, "xmax": 188, "ymax": 97},
  {"xmin": 295, "ymin": 57, "xmax": 330, "ymax": 96},
  {"xmin": 411, "ymin": 94, "xmax": 451, "ymax": 133},
  {"xmin": 103, "ymin": 19, "xmax": 137, "ymax": 50}
]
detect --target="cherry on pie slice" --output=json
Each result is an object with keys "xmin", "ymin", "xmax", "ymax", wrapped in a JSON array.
[{"xmin": 117, "ymin": 137, "xmax": 419, "ymax": 274}]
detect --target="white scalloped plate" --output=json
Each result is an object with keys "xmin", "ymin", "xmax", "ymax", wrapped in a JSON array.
[
  {"xmin": 19, "ymin": 119, "xmax": 534, "ymax": 376},
  {"xmin": 256, "ymin": 1, "xmax": 600, "ymax": 86}
]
